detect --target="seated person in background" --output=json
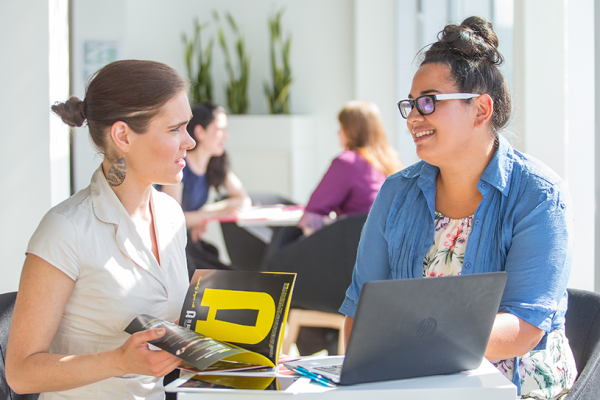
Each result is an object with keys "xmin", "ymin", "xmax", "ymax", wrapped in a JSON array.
[
  {"xmin": 289, "ymin": 102, "xmax": 402, "ymax": 356},
  {"xmin": 298, "ymin": 100, "xmax": 403, "ymax": 236},
  {"xmin": 341, "ymin": 17, "xmax": 577, "ymax": 399},
  {"xmin": 6, "ymin": 60, "xmax": 191, "ymax": 399},
  {"xmin": 162, "ymin": 102, "xmax": 251, "ymax": 277}
]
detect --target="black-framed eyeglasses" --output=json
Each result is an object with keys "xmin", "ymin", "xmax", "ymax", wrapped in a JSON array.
[{"xmin": 397, "ymin": 93, "xmax": 481, "ymax": 119}]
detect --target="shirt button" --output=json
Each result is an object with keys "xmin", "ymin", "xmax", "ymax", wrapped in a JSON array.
[
  {"xmin": 482, "ymin": 183, "xmax": 487, "ymax": 189},
  {"xmin": 464, "ymin": 262, "xmax": 472, "ymax": 269},
  {"xmin": 474, "ymin": 220, "xmax": 480, "ymax": 225}
]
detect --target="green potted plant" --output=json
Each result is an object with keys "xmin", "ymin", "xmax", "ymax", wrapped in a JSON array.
[
  {"xmin": 213, "ymin": 11, "xmax": 250, "ymax": 114},
  {"xmin": 182, "ymin": 18, "xmax": 214, "ymax": 105},
  {"xmin": 264, "ymin": 9, "xmax": 292, "ymax": 114}
]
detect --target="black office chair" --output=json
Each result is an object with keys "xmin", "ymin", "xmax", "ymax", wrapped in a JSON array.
[
  {"xmin": 220, "ymin": 192, "xmax": 296, "ymax": 272},
  {"xmin": 262, "ymin": 213, "xmax": 367, "ymax": 313},
  {"xmin": 262, "ymin": 213, "xmax": 367, "ymax": 355},
  {"xmin": 0, "ymin": 292, "xmax": 39, "ymax": 400},
  {"xmin": 564, "ymin": 288, "xmax": 600, "ymax": 399}
]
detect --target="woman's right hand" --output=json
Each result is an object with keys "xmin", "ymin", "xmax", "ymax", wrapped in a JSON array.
[
  {"xmin": 8, "ymin": 255, "xmax": 182, "ymax": 394},
  {"xmin": 190, "ymin": 222, "xmax": 208, "ymax": 242},
  {"xmin": 113, "ymin": 328, "xmax": 182, "ymax": 378}
]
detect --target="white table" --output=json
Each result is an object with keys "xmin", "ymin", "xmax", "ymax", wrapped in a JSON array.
[
  {"xmin": 234, "ymin": 207, "xmax": 304, "ymax": 227},
  {"xmin": 168, "ymin": 359, "xmax": 517, "ymax": 400}
]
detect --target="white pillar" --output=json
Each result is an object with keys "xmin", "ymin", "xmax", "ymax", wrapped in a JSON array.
[
  {"xmin": 354, "ymin": 0, "xmax": 398, "ymax": 149},
  {"xmin": 514, "ymin": 0, "xmax": 595, "ymax": 291},
  {"xmin": 595, "ymin": 0, "xmax": 600, "ymax": 292},
  {"xmin": 49, "ymin": 0, "xmax": 71, "ymax": 205},
  {"xmin": 0, "ymin": 0, "xmax": 52, "ymax": 292}
]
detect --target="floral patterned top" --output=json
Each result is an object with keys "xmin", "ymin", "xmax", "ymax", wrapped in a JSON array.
[
  {"xmin": 423, "ymin": 211, "xmax": 473, "ymax": 278},
  {"xmin": 423, "ymin": 211, "xmax": 577, "ymax": 399}
]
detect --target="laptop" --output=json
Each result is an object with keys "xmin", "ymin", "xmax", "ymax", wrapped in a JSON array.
[{"xmin": 284, "ymin": 272, "xmax": 507, "ymax": 385}]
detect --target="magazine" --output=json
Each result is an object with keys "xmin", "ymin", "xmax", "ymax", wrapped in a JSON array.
[{"xmin": 125, "ymin": 270, "xmax": 296, "ymax": 373}]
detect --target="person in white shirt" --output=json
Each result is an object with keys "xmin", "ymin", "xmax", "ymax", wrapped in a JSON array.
[{"xmin": 6, "ymin": 60, "xmax": 196, "ymax": 399}]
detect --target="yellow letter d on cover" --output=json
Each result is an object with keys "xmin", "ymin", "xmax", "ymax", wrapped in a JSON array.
[{"xmin": 194, "ymin": 288, "xmax": 276, "ymax": 344}]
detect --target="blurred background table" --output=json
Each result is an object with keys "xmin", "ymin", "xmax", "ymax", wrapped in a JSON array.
[{"xmin": 233, "ymin": 205, "xmax": 304, "ymax": 227}]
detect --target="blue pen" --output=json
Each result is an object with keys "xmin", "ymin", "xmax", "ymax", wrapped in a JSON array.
[{"xmin": 289, "ymin": 365, "xmax": 337, "ymax": 387}]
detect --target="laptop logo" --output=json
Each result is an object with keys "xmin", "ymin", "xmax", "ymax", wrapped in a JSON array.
[{"xmin": 416, "ymin": 317, "xmax": 437, "ymax": 338}]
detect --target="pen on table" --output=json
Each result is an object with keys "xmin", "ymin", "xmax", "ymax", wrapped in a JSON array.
[{"xmin": 287, "ymin": 365, "xmax": 337, "ymax": 387}]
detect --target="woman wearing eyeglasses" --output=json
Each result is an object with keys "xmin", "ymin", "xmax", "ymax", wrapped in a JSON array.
[{"xmin": 340, "ymin": 16, "xmax": 576, "ymax": 399}]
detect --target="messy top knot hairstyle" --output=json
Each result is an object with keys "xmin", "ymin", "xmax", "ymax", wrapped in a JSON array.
[
  {"xmin": 421, "ymin": 16, "xmax": 511, "ymax": 134},
  {"xmin": 187, "ymin": 102, "xmax": 229, "ymax": 190},
  {"xmin": 51, "ymin": 60, "xmax": 187, "ymax": 160}
]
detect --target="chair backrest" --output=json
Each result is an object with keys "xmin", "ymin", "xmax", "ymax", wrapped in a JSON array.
[
  {"xmin": 0, "ymin": 292, "xmax": 39, "ymax": 400},
  {"xmin": 564, "ymin": 288, "xmax": 600, "ymax": 399},
  {"xmin": 262, "ymin": 213, "xmax": 368, "ymax": 314},
  {"xmin": 220, "ymin": 222, "xmax": 271, "ymax": 271},
  {"xmin": 220, "ymin": 192, "xmax": 296, "ymax": 272}
]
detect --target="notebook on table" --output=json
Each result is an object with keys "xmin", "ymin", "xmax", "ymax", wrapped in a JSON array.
[{"xmin": 284, "ymin": 272, "xmax": 507, "ymax": 385}]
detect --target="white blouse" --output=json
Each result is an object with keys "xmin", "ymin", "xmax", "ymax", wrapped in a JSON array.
[{"xmin": 26, "ymin": 167, "xmax": 189, "ymax": 399}]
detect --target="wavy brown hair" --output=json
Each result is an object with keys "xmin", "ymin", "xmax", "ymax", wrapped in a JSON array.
[{"xmin": 338, "ymin": 101, "xmax": 403, "ymax": 176}]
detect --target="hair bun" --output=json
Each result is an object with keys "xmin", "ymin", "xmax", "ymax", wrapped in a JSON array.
[
  {"xmin": 437, "ymin": 16, "xmax": 502, "ymax": 65},
  {"xmin": 51, "ymin": 96, "xmax": 86, "ymax": 127}
]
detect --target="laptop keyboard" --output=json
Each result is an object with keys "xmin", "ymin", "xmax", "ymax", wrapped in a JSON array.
[{"xmin": 313, "ymin": 364, "xmax": 343, "ymax": 375}]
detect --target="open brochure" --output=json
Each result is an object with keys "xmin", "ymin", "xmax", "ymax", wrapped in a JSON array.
[{"xmin": 125, "ymin": 270, "xmax": 296, "ymax": 373}]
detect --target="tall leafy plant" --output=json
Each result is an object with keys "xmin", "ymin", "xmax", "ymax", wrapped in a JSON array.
[
  {"xmin": 264, "ymin": 9, "xmax": 292, "ymax": 114},
  {"xmin": 182, "ymin": 18, "xmax": 214, "ymax": 105},
  {"xmin": 214, "ymin": 11, "xmax": 250, "ymax": 114}
]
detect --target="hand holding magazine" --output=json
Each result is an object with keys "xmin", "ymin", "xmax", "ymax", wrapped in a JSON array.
[{"xmin": 125, "ymin": 270, "xmax": 296, "ymax": 373}]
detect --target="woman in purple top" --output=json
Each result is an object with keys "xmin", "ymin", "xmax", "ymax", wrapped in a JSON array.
[{"xmin": 298, "ymin": 101, "xmax": 403, "ymax": 236}]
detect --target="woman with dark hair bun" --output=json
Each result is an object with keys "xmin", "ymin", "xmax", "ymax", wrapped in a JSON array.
[
  {"xmin": 6, "ymin": 60, "xmax": 196, "ymax": 399},
  {"xmin": 340, "ymin": 17, "xmax": 576, "ymax": 399},
  {"xmin": 162, "ymin": 102, "xmax": 251, "ymax": 276}
]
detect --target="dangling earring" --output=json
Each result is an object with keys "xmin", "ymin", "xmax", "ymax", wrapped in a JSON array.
[{"xmin": 107, "ymin": 157, "xmax": 126, "ymax": 187}]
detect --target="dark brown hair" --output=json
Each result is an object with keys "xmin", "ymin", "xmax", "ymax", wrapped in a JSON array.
[
  {"xmin": 338, "ymin": 101, "xmax": 403, "ymax": 176},
  {"xmin": 187, "ymin": 102, "xmax": 229, "ymax": 190},
  {"xmin": 420, "ymin": 16, "xmax": 511, "ymax": 134},
  {"xmin": 51, "ymin": 60, "xmax": 187, "ymax": 160}
]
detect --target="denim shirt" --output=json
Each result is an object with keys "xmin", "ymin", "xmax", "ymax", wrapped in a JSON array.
[{"xmin": 340, "ymin": 135, "xmax": 573, "ymax": 349}]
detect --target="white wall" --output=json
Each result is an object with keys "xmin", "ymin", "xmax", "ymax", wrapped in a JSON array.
[
  {"xmin": 563, "ymin": 0, "xmax": 595, "ymax": 290},
  {"xmin": 0, "ymin": 0, "xmax": 52, "ymax": 293},
  {"xmin": 514, "ymin": 0, "xmax": 595, "ymax": 291}
]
